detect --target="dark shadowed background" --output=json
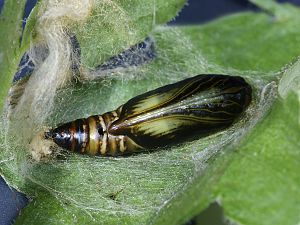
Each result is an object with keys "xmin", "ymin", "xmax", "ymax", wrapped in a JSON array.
[{"xmin": 0, "ymin": 0, "xmax": 299, "ymax": 224}]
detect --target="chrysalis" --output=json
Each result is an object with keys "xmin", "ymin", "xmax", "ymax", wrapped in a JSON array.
[{"xmin": 45, "ymin": 74, "xmax": 252, "ymax": 156}]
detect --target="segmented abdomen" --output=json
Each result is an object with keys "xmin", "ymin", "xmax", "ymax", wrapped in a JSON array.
[{"xmin": 46, "ymin": 111, "xmax": 142, "ymax": 156}]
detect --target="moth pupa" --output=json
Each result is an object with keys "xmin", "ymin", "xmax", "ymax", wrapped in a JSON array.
[{"xmin": 45, "ymin": 74, "xmax": 252, "ymax": 156}]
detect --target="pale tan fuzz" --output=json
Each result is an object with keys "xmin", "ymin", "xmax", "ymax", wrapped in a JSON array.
[{"xmin": 30, "ymin": 132, "xmax": 55, "ymax": 161}]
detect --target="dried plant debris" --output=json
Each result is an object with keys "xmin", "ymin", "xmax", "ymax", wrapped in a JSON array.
[{"xmin": 94, "ymin": 37, "xmax": 156, "ymax": 73}]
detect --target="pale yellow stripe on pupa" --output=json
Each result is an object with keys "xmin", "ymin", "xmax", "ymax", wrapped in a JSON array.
[{"xmin": 87, "ymin": 116, "xmax": 100, "ymax": 155}]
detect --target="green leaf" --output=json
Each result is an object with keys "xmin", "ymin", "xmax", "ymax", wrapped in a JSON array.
[
  {"xmin": 0, "ymin": 0, "xmax": 26, "ymax": 112},
  {"xmin": 3, "ymin": 1, "xmax": 300, "ymax": 225},
  {"xmin": 20, "ymin": 1, "xmax": 40, "ymax": 52},
  {"xmin": 215, "ymin": 91, "xmax": 300, "ymax": 225},
  {"xmin": 181, "ymin": 12, "xmax": 300, "ymax": 73},
  {"xmin": 249, "ymin": 0, "xmax": 299, "ymax": 19},
  {"xmin": 72, "ymin": 0, "xmax": 186, "ymax": 68}
]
